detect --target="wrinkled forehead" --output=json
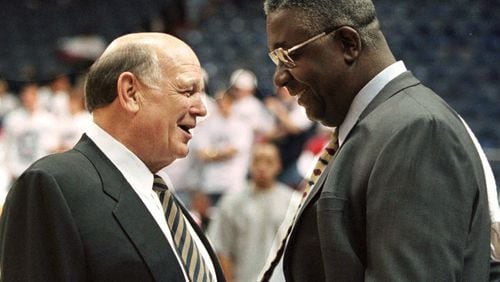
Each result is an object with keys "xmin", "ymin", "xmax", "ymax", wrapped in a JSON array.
[
  {"xmin": 157, "ymin": 45, "xmax": 203, "ymax": 83},
  {"xmin": 176, "ymin": 66, "xmax": 204, "ymax": 89},
  {"xmin": 162, "ymin": 59, "xmax": 204, "ymax": 90}
]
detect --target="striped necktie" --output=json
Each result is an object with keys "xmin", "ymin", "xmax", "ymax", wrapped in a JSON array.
[
  {"xmin": 260, "ymin": 129, "xmax": 339, "ymax": 281},
  {"xmin": 153, "ymin": 175, "xmax": 214, "ymax": 282}
]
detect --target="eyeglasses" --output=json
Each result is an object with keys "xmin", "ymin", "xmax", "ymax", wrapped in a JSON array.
[{"xmin": 268, "ymin": 26, "xmax": 343, "ymax": 68}]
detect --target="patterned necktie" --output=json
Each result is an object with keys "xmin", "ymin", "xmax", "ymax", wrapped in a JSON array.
[
  {"xmin": 260, "ymin": 128, "xmax": 339, "ymax": 281},
  {"xmin": 153, "ymin": 175, "xmax": 214, "ymax": 282}
]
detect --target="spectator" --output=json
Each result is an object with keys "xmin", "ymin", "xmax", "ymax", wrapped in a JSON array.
[
  {"xmin": 189, "ymin": 190, "xmax": 214, "ymax": 232},
  {"xmin": 264, "ymin": 86, "xmax": 315, "ymax": 188},
  {"xmin": 55, "ymin": 75, "xmax": 92, "ymax": 151},
  {"xmin": 3, "ymin": 82, "xmax": 58, "ymax": 180},
  {"xmin": 193, "ymin": 90, "xmax": 253, "ymax": 205},
  {"xmin": 0, "ymin": 76, "xmax": 17, "ymax": 207},
  {"xmin": 38, "ymin": 74, "xmax": 72, "ymax": 118},
  {"xmin": 295, "ymin": 125, "xmax": 333, "ymax": 178},
  {"xmin": 208, "ymin": 142, "xmax": 300, "ymax": 282},
  {"xmin": 0, "ymin": 77, "xmax": 19, "ymax": 129},
  {"xmin": 228, "ymin": 69, "xmax": 274, "ymax": 141}
]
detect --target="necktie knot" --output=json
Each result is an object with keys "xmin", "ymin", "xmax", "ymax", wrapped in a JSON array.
[{"xmin": 152, "ymin": 174, "xmax": 168, "ymax": 193}]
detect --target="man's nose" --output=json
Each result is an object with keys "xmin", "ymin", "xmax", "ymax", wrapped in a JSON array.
[{"xmin": 191, "ymin": 93, "xmax": 208, "ymax": 117}]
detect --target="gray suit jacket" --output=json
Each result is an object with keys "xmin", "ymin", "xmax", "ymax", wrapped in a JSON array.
[
  {"xmin": 283, "ymin": 72, "xmax": 491, "ymax": 281},
  {"xmin": 0, "ymin": 135, "xmax": 224, "ymax": 281}
]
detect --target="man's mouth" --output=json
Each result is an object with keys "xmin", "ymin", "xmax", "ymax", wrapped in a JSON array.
[
  {"xmin": 178, "ymin": 124, "xmax": 192, "ymax": 134},
  {"xmin": 289, "ymin": 88, "xmax": 305, "ymax": 96}
]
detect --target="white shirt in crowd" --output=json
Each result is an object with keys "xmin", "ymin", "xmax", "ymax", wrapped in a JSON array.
[{"xmin": 3, "ymin": 108, "xmax": 59, "ymax": 178}]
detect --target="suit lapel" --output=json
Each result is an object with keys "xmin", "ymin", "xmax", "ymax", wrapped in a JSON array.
[
  {"xmin": 295, "ymin": 149, "xmax": 339, "ymax": 222},
  {"xmin": 74, "ymin": 135, "xmax": 184, "ymax": 281},
  {"xmin": 113, "ymin": 186, "xmax": 184, "ymax": 281}
]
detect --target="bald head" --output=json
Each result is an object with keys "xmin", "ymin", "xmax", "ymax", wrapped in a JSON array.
[
  {"xmin": 85, "ymin": 32, "xmax": 199, "ymax": 112},
  {"xmin": 103, "ymin": 33, "xmax": 195, "ymax": 59}
]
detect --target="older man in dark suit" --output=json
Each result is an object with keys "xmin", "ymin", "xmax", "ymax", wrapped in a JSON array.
[
  {"xmin": 0, "ymin": 33, "xmax": 224, "ymax": 282},
  {"xmin": 260, "ymin": 0, "xmax": 494, "ymax": 281}
]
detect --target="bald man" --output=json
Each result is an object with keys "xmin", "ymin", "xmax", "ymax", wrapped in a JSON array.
[{"xmin": 0, "ymin": 33, "xmax": 225, "ymax": 282}]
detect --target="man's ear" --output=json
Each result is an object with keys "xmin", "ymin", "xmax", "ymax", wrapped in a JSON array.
[
  {"xmin": 116, "ymin": 72, "xmax": 141, "ymax": 113},
  {"xmin": 336, "ymin": 26, "xmax": 362, "ymax": 65}
]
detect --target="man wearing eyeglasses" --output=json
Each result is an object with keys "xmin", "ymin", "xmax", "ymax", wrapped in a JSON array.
[{"xmin": 260, "ymin": 0, "xmax": 495, "ymax": 281}]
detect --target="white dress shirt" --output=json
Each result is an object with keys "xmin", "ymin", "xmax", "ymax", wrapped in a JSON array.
[
  {"xmin": 86, "ymin": 122, "xmax": 217, "ymax": 281},
  {"xmin": 338, "ymin": 61, "xmax": 407, "ymax": 146}
]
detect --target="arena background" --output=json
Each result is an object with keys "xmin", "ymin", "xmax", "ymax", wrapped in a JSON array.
[{"xmin": 0, "ymin": 0, "xmax": 498, "ymax": 183}]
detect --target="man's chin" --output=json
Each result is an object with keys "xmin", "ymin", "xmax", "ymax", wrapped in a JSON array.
[
  {"xmin": 320, "ymin": 116, "xmax": 341, "ymax": 128},
  {"xmin": 178, "ymin": 150, "xmax": 189, "ymax": 159},
  {"xmin": 171, "ymin": 146, "xmax": 189, "ymax": 162},
  {"xmin": 304, "ymin": 107, "xmax": 322, "ymax": 123},
  {"xmin": 304, "ymin": 109, "xmax": 337, "ymax": 127}
]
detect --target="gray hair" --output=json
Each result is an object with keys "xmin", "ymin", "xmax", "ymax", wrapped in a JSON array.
[
  {"xmin": 264, "ymin": 0, "xmax": 380, "ymax": 48},
  {"xmin": 84, "ymin": 43, "xmax": 162, "ymax": 112}
]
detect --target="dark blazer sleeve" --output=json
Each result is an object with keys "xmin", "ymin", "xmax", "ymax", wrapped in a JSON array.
[
  {"xmin": 0, "ymin": 168, "xmax": 86, "ymax": 281},
  {"xmin": 491, "ymin": 260, "xmax": 500, "ymax": 282},
  {"xmin": 363, "ymin": 115, "xmax": 489, "ymax": 280}
]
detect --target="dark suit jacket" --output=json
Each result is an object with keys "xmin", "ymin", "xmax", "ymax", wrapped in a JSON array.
[
  {"xmin": 283, "ymin": 72, "xmax": 491, "ymax": 281},
  {"xmin": 0, "ymin": 135, "xmax": 225, "ymax": 282}
]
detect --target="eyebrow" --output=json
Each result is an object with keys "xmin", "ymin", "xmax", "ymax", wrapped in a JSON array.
[
  {"xmin": 176, "ymin": 73, "xmax": 199, "ymax": 84},
  {"xmin": 175, "ymin": 76, "xmax": 203, "ymax": 92}
]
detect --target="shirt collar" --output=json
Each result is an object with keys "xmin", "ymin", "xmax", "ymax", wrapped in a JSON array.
[
  {"xmin": 86, "ymin": 121, "xmax": 154, "ymax": 193},
  {"xmin": 338, "ymin": 61, "xmax": 407, "ymax": 146}
]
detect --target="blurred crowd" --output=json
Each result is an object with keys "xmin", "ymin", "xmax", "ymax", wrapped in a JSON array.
[
  {"xmin": 162, "ymin": 68, "xmax": 334, "ymax": 281},
  {"xmin": 0, "ymin": 74, "xmax": 92, "ymax": 201}
]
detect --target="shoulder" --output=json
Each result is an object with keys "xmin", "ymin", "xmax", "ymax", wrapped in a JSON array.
[
  {"xmin": 339, "ymin": 82, "xmax": 480, "ymax": 173},
  {"xmin": 356, "ymin": 83, "xmax": 466, "ymax": 142},
  {"xmin": 31, "ymin": 149, "xmax": 91, "ymax": 173},
  {"xmin": 25, "ymin": 149, "xmax": 101, "ymax": 190},
  {"xmin": 6, "ymin": 149, "xmax": 106, "ymax": 214},
  {"xmin": 7, "ymin": 151, "xmax": 92, "ymax": 204}
]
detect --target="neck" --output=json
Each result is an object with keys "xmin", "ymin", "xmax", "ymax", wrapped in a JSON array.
[
  {"xmin": 364, "ymin": 33, "xmax": 397, "ymax": 77},
  {"xmin": 93, "ymin": 109, "xmax": 136, "ymax": 157}
]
